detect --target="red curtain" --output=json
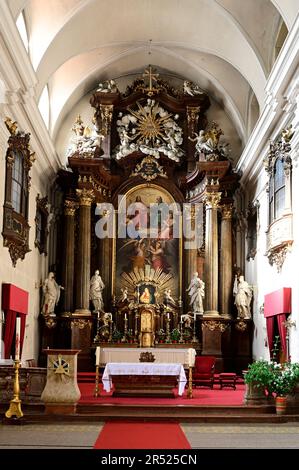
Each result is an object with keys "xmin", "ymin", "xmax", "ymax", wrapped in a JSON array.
[
  {"xmin": 4, "ymin": 310, "xmax": 16, "ymax": 359},
  {"xmin": 3, "ymin": 312, "xmax": 26, "ymax": 359},
  {"xmin": 266, "ymin": 316, "xmax": 275, "ymax": 358},
  {"xmin": 277, "ymin": 313, "xmax": 287, "ymax": 358}
]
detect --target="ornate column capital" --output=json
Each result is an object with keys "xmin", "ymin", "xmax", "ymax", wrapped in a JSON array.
[
  {"xmin": 204, "ymin": 191, "xmax": 222, "ymax": 209},
  {"xmin": 76, "ymin": 188, "xmax": 95, "ymax": 206},
  {"xmin": 64, "ymin": 200, "xmax": 78, "ymax": 216},
  {"xmin": 100, "ymin": 104, "xmax": 114, "ymax": 136},
  {"xmin": 221, "ymin": 204, "xmax": 233, "ymax": 219},
  {"xmin": 187, "ymin": 106, "xmax": 200, "ymax": 129}
]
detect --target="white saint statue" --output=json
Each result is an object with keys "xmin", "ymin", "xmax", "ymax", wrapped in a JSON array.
[
  {"xmin": 233, "ymin": 275, "xmax": 253, "ymax": 319},
  {"xmin": 186, "ymin": 272, "xmax": 205, "ymax": 315},
  {"xmin": 89, "ymin": 270, "xmax": 105, "ymax": 312},
  {"xmin": 42, "ymin": 272, "xmax": 64, "ymax": 317}
]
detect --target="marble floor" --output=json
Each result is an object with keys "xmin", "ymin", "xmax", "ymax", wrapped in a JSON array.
[{"xmin": 0, "ymin": 422, "xmax": 299, "ymax": 449}]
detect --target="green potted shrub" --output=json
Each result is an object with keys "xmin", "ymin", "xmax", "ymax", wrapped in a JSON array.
[
  {"xmin": 244, "ymin": 359, "xmax": 272, "ymax": 405},
  {"xmin": 112, "ymin": 329, "xmax": 122, "ymax": 343},
  {"xmin": 158, "ymin": 328, "xmax": 166, "ymax": 343},
  {"xmin": 170, "ymin": 328, "xmax": 180, "ymax": 343},
  {"xmin": 267, "ymin": 362, "xmax": 299, "ymax": 414}
]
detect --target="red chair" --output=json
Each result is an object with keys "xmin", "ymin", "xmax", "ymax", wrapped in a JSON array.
[{"xmin": 193, "ymin": 356, "xmax": 216, "ymax": 389}]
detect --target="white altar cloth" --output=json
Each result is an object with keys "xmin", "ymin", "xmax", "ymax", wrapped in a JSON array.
[
  {"xmin": 102, "ymin": 362, "xmax": 187, "ymax": 396},
  {"xmin": 100, "ymin": 348, "xmax": 193, "ymax": 367}
]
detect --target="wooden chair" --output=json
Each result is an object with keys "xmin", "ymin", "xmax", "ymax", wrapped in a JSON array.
[{"xmin": 193, "ymin": 356, "xmax": 216, "ymax": 389}]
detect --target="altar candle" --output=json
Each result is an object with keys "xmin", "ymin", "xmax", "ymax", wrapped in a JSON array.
[
  {"xmin": 167, "ymin": 312, "xmax": 170, "ymax": 320},
  {"xmin": 188, "ymin": 348, "xmax": 195, "ymax": 367},
  {"xmin": 124, "ymin": 314, "xmax": 127, "ymax": 321},
  {"xmin": 95, "ymin": 346, "xmax": 100, "ymax": 366},
  {"xmin": 15, "ymin": 317, "xmax": 21, "ymax": 361}
]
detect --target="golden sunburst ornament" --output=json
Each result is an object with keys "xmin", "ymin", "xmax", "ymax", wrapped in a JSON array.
[
  {"xmin": 129, "ymin": 101, "xmax": 173, "ymax": 143},
  {"xmin": 115, "ymin": 99, "xmax": 184, "ymax": 162}
]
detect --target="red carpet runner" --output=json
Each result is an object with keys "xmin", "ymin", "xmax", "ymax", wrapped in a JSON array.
[
  {"xmin": 80, "ymin": 382, "xmax": 245, "ymax": 405},
  {"xmin": 94, "ymin": 421, "xmax": 191, "ymax": 449}
]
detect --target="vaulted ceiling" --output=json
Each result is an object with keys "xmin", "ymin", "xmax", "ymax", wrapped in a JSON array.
[{"xmin": 7, "ymin": 0, "xmax": 298, "ymax": 162}]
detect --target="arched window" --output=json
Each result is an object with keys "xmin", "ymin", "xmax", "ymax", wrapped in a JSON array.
[
  {"xmin": 265, "ymin": 128, "xmax": 293, "ymax": 271},
  {"xmin": 11, "ymin": 150, "xmax": 27, "ymax": 216},
  {"xmin": 16, "ymin": 12, "xmax": 29, "ymax": 53},
  {"xmin": 38, "ymin": 86, "xmax": 50, "ymax": 129},
  {"xmin": 3, "ymin": 118, "xmax": 35, "ymax": 266},
  {"xmin": 269, "ymin": 159, "xmax": 285, "ymax": 224}
]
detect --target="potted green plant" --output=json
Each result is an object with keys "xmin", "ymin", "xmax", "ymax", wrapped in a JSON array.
[
  {"xmin": 170, "ymin": 328, "xmax": 180, "ymax": 343},
  {"xmin": 244, "ymin": 359, "xmax": 272, "ymax": 405},
  {"xmin": 112, "ymin": 329, "xmax": 122, "ymax": 343},
  {"xmin": 267, "ymin": 362, "xmax": 299, "ymax": 414},
  {"xmin": 158, "ymin": 328, "xmax": 165, "ymax": 343}
]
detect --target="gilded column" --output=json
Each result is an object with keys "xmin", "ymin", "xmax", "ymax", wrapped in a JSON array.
[
  {"xmin": 75, "ymin": 189, "xmax": 94, "ymax": 315},
  {"xmin": 204, "ymin": 191, "xmax": 221, "ymax": 316},
  {"xmin": 184, "ymin": 205, "xmax": 198, "ymax": 306},
  {"xmin": 220, "ymin": 204, "xmax": 233, "ymax": 317},
  {"xmin": 62, "ymin": 200, "xmax": 78, "ymax": 313},
  {"xmin": 186, "ymin": 106, "xmax": 200, "ymax": 172}
]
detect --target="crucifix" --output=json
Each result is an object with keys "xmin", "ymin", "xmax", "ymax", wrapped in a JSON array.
[{"xmin": 142, "ymin": 65, "xmax": 159, "ymax": 96}]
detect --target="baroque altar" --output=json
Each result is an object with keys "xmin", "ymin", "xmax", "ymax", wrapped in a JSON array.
[{"xmin": 41, "ymin": 67, "xmax": 252, "ymax": 373}]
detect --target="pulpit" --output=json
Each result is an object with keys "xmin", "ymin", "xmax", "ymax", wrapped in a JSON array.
[{"xmin": 41, "ymin": 349, "xmax": 81, "ymax": 414}]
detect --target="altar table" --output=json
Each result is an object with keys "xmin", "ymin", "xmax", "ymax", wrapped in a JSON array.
[
  {"xmin": 100, "ymin": 347, "xmax": 191, "ymax": 367},
  {"xmin": 102, "ymin": 362, "xmax": 187, "ymax": 397}
]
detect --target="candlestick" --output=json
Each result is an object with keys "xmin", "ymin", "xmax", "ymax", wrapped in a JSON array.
[
  {"xmin": 15, "ymin": 317, "xmax": 21, "ymax": 361},
  {"xmin": 94, "ymin": 365, "xmax": 100, "ymax": 398},
  {"xmin": 187, "ymin": 365, "xmax": 193, "ymax": 399},
  {"xmin": 95, "ymin": 346, "xmax": 100, "ymax": 366},
  {"xmin": 5, "ymin": 359, "xmax": 23, "ymax": 418}
]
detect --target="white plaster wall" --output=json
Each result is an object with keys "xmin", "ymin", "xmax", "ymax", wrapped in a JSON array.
[
  {"xmin": 245, "ymin": 117, "xmax": 299, "ymax": 362},
  {"xmin": 0, "ymin": 119, "xmax": 49, "ymax": 363}
]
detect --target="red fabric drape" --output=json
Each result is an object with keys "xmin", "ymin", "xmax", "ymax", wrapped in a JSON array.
[
  {"xmin": 277, "ymin": 313, "xmax": 287, "ymax": 358},
  {"xmin": 266, "ymin": 316, "xmax": 275, "ymax": 358},
  {"xmin": 4, "ymin": 310, "xmax": 16, "ymax": 359}
]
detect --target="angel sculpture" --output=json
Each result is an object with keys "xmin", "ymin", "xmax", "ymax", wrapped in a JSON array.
[
  {"xmin": 233, "ymin": 275, "xmax": 253, "ymax": 319},
  {"xmin": 180, "ymin": 313, "xmax": 193, "ymax": 328},
  {"xmin": 96, "ymin": 79, "xmax": 118, "ymax": 93},
  {"xmin": 163, "ymin": 289, "xmax": 176, "ymax": 307},
  {"xmin": 186, "ymin": 272, "xmax": 205, "ymax": 315},
  {"xmin": 66, "ymin": 115, "xmax": 104, "ymax": 157},
  {"xmin": 189, "ymin": 123, "xmax": 223, "ymax": 158},
  {"xmin": 281, "ymin": 125, "xmax": 294, "ymax": 143},
  {"xmin": 183, "ymin": 80, "xmax": 204, "ymax": 96},
  {"xmin": 120, "ymin": 288, "xmax": 128, "ymax": 302},
  {"xmin": 4, "ymin": 117, "xmax": 18, "ymax": 135}
]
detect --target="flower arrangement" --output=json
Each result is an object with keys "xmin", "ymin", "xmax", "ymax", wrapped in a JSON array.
[
  {"xmin": 267, "ymin": 362, "xmax": 299, "ymax": 397},
  {"xmin": 244, "ymin": 359, "xmax": 299, "ymax": 397},
  {"xmin": 170, "ymin": 328, "xmax": 180, "ymax": 342}
]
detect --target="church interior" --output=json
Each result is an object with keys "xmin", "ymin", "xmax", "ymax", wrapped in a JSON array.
[{"xmin": 0, "ymin": 0, "xmax": 299, "ymax": 450}]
